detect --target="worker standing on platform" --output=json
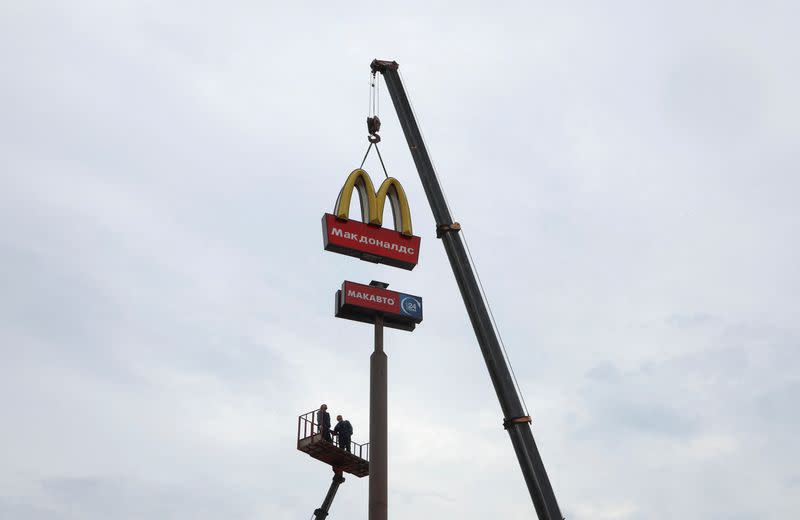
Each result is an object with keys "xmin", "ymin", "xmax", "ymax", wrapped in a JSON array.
[
  {"xmin": 333, "ymin": 415, "xmax": 353, "ymax": 452},
  {"xmin": 317, "ymin": 404, "xmax": 332, "ymax": 442}
]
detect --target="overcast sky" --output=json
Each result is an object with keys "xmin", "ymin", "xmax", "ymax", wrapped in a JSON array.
[{"xmin": 1, "ymin": 1, "xmax": 799, "ymax": 519}]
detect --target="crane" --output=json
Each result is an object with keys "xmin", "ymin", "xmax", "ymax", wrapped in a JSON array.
[{"xmin": 370, "ymin": 59, "xmax": 564, "ymax": 520}]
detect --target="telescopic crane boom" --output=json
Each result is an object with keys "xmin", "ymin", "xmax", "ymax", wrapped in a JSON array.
[{"xmin": 370, "ymin": 59, "xmax": 564, "ymax": 520}]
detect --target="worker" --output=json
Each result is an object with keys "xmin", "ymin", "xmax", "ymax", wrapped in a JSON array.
[
  {"xmin": 317, "ymin": 404, "xmax": 332, "ymax": 442},
  {"xmin": 333, "ymin": 415, "xmax": 353, "ymax": 453}
]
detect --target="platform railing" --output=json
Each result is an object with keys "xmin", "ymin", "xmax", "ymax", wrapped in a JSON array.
[{"xmin": 298, "ymin": 409, "xmax": 369, "ymax": 462}]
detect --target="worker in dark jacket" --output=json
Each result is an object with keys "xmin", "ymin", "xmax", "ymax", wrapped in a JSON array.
[
  {"xmin": 317, "ymin": 404, "xmax": 332, "ymax": 442},
  {"xmin": 333, "ymin": 415, "xmax": 353, "ymax": 452}
]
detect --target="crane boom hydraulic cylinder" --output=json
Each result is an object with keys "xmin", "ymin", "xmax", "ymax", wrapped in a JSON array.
[{"xmin": 370, "ymin": 59, "xmax": 564, "ymax": 520}]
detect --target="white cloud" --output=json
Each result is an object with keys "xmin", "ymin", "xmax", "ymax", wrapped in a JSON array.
[{"xmin": 1, "ymin": 1, "xmax": 798, "ymax": 519}]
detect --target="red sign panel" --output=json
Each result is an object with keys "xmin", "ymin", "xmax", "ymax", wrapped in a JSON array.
[
  {"xmin": 343, "ymin": 281, "xmax": 401, "ymax": 314},
  {"xmin": 336, "ymin": 281, "xmax": 423, "ymax": 331},
  {"xmin": 322, "ymin": 214, "xmax": 421, "ymax": 270}
]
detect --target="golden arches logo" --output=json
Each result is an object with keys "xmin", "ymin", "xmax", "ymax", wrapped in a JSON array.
[{"xmin": 334, "ymin": 169, "xmax": 413, "ymax": 237}]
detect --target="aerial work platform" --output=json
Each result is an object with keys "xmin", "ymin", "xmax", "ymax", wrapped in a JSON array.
[{"xmin": 297, "ymin": 409, "xmax": 369, "ymax": 478}]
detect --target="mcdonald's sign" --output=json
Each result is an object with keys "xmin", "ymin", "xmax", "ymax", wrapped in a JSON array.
[{"xmin": 322, "ymin": 169, "xmax": 421, "ymax": 270}]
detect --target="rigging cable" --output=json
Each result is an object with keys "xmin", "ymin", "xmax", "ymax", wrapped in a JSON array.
[
  {"xmin": 368, "ymin": 71, "xmax": 374, "ymax": 117},
  {"xmin": 374, "ymin": 143, "xmax": 389, "ymax": 179},
  {"xmin": 359, "ymin": 142, "xmax": 373, "ymax": 169},
  {"xmin": 462, "ymin": 229, "xmax": 530, "ymax": 417},
  {"xmin": 359, "ymin": 73, "xmax": 389, "ymax": 179},
  {"xmin": 397, "ymin": 69, "xmax": 530, "ymax": 417}
]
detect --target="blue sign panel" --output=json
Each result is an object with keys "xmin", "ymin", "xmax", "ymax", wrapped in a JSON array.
[{"xmin": 399, "ymin": 294, "xmax": 423, "ymax": 320}]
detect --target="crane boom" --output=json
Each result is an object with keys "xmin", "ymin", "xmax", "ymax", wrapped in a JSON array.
[{"xmin": 371, "ymin": 59, "xmax": 564, "ymax": 520}]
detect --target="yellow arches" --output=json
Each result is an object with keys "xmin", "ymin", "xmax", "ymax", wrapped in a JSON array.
[{"xmin": 334, "ymin": 169, "xmax": 414, "ymax": 237}]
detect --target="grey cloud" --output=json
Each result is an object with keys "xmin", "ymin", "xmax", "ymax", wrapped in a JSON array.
[
  {"xmin": 37, "ymin": 476, "xmax": 252, "ymax": 520},
  {"xmin": 576, "ymin": 363, "xmax": 700, "ymax": 439},
  {"xmin": 0, "ymin": 501, "xmax": 60, "ymax": 520},
  {"xmin": 755, "ymin": 380, "xmax": 800, "ymax": 427},
  {"xmin": 667, "ymin": 312, "xmax": 718, "ymax": 329}
]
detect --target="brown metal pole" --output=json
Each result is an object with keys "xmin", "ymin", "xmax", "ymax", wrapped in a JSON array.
[{"xmin": 369, "ymin": 314, "xmax": 387, "ymax": 520}]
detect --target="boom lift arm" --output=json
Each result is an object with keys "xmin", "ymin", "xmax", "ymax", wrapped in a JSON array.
[
  {"xmin": 370, "ymin": 59, "xmax": 564, "ymax": 520},
  {"xmin": 312, "ymin": 470, "xmax": 346, "ymax": 520}
]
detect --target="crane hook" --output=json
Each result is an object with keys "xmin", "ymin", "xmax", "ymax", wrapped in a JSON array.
[{"xmin": 367, "ymin": 115, "xmax": 381, "ymax": 143}]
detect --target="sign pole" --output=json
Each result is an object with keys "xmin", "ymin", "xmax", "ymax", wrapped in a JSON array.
[
  {"xmin": 369, "ymin": 313, "xmax": 387, "ymax": 520},
  {"xmin": 333, "ymin": 278, "xmax": 421, "ymax": 518}
]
